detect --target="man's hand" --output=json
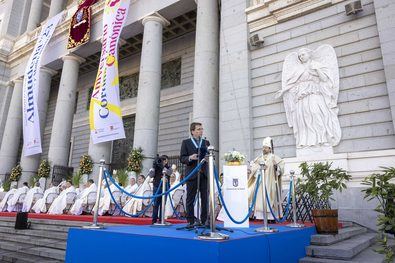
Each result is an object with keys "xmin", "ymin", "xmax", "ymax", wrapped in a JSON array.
[{"xmin": 189, "ymin": 154, "xmax": 198, "ymax": 161}]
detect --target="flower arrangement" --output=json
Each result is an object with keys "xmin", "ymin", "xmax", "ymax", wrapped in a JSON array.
[
  {"xmin": 127, "ymin": 147, "xmax": 145, "ymax": 174},
  {"xmin": 37, "ymin": 159, "xmax": 51, "ymax": 178},
  {"xmin": 9, "ymin": 164, "xmax": 22, "ymax": 182},
  {"xmin": 79, "ymin": 154, "xmax": 93, "ymax": 175},
  {"xmin": 224, "ymin": 151, "xmax": 246, "ymax": 165}
]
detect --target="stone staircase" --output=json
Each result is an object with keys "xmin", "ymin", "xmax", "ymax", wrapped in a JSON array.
[
  {"xmin": 0, "ymin": 217, "xmax": 89, "ymax": 263},
  {"xmin": 300, "ymin": 222, "xmax": 389, "ymax": 263}
]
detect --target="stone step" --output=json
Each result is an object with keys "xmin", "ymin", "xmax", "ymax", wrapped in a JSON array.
[
  {"xmin": 0, "ymin": 216, "xmax": 87, "ymax": 227},
  {"xmin": 0, "ymin": 226, "xmax": 68, "ymax": 240},
  {"xmin": 0, "ymin": 248, "xmax": 62, "ymax": 263},
  {"xmin": 300, "ymin": 243, "xmax": 385, "ymax": 263},
  {"xmin": 306, "ymin": 233, "xmax": 377, "ymax": 260},
  {"xmin": 310, "ymin": 227, "xmax": 367, "ymax": 246},
  {"xmin": 0, "ymin": 220, "xmax": 72, "ymax": 232},
  {"xmin": 0, "ymin": 232, "xmax": 66, "ymax": 250},
  {"xmin": 0, "ymin": 240, "xmax": 65, "ymax": 261}
]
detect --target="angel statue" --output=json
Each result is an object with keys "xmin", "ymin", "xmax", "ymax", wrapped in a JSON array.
[{"xmin": 275, "ymin": 45, "xmax": 342, "ymax": 148}]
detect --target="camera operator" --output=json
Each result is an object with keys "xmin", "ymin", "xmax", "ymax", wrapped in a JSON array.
[{"xmin": 149, "ymin": 155, "xmax": 172, "ymax": 224}]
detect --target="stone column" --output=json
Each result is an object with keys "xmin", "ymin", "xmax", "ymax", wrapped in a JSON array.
[
  {"xmin": 48, "ymin": 54, "xmax": 84, "ymax": 168},
  {"xmin": 88, "ymin": 139, "xmax": 111, "ymax": 182},
  {"xmin": 19, "ymin": 67, "xmax": 57, "ymax": 185},
  {"xmin": 48, "ymin": 0, "xmax": 65, "ymax": 18},
  {"xmin": 0, "ymin": 81, "xmax": 14, "ymax": 146},
  {"xmin": 133, "ymin": 14, "xmax": 169, "ymax": 172},
  {"xmin": 192, "ymin": 0, "xmax": 219, "ymax": 150},
  {"xmin": 0, "ymin": 78, "xmax": 23, "ymax": 181},
  {"xmin": 26, "ymin": 0, "xmax": 44, "ymax": 32}
]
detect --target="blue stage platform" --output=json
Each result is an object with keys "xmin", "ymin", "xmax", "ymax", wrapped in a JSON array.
[{"xmin": 65, "ymin": 224, "xmax": 316, "ymax": 263}]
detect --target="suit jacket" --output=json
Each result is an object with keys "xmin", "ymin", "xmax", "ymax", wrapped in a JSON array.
[{"xmin": 180, "ymin": 138, "xmax": 210, "ymax": 181}]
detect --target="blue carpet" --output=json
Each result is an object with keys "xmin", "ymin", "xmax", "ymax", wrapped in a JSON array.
[{"xmin": 65, "ymin": 224, "xmax": 316, "ymax": 263}]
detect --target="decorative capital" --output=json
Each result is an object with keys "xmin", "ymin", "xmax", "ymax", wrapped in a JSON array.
[
  {"xmin": 142, "ymin": 12, "xmax": 170, "ymax": 27},
  {"xmin": 62, "ymin": 53, "xmax": 86, "ymax": 64}
]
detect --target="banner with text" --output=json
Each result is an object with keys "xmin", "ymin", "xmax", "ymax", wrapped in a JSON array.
[
  {"xmin": 22, "ymin": 13, "xmax": 63, "ymax": 156},
  {"xmin": 89, "ymin": 0, "xmax": 130, "ymax": 143}
]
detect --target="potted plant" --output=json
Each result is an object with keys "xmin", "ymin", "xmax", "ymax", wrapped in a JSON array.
[
  {"xmin": 71, "ymin": 171, "xmax": 83, "ymax": 188},
  {"xmin": 127, "ymin": 147, "xmax": 144, "ymax": 174},
  {"xmin": 362, "ymin": 167, "xmax": 395, "ymax": 263},
  {"xmin": 9, "ymin": 164, "xmax": 22, "ymax": 182},
  {"xmin": 2, "ymin": 179, "xmax": 11, "ymax": 192},
  {"xmin": 224, "ymin": 150, "xmax": 246, "ymax": 166},
  {"xmin": 116, "ymin": 169, "xmax": 128, "ymax": 187},
  {"xmin": 297, "ymin": 162, "xmax": 351, "ymax": 234},
  {"xmin": 79, "ymin": 154, "xmax": 93, "ymax": 184}
]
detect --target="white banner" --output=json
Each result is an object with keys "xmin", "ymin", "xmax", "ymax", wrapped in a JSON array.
[
  {"xmin": 22, "ymin": 13, "xmax": 63, "ymax": 157},
  {"xmin": 222, "ymin": 165, "xmax": 249, "ymax": 228},
  {"xmin": 89, "ymin": 0, "xmax": 130, "ymax": 143}
]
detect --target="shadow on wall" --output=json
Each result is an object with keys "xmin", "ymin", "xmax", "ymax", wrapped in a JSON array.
[{"xmin": 331, "ymin": 187, "xmax": 379, "ymax": 231}]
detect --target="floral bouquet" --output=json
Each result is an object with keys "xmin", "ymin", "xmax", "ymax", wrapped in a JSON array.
[
  {"xmin": 224, "ymin": 151, "xmax": 246, "ymax": 165},
  {"xmin": 127, "ymin": 147, "xmax": 145, "ymax": 174},
  {"xmin": 37, "ymin": 159, "xmax": 51, "ymax": 178},
  {"xmin": 10, "ymin": 164, "xmax": 22, "ymax": 182},
  {"xmin": 79, "ymin": 154, "xmax": 93, "ymax": 175}
]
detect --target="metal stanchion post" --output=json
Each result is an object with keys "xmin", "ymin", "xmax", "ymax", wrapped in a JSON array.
[
  {"xmin": 198, "ymin": 146, "xmax": 229, "ymax": 240},
  {"xmin": 287, "ymin": 170, "xmax": 304, "ymax": 228},
  {"xmin": 83, "ymin": 159, "xmax": 105, "ymax": 229},
  {"xmin": 256, "ymin": 162, "xmax": 278, "ymax": 233},
  {"xmin": 153, "ymin": 171, "xmax": 172, "ymax": 227}
]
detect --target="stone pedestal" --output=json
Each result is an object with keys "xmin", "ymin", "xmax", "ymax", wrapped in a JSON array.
[{"xmin": 133, "ymin": 14, "xmax": 169, "ymax": 173}]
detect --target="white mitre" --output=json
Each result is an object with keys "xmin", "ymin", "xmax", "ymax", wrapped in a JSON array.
[{"xmin": 262, "ymin": 137, "xmax": 272, "ymax": 148}]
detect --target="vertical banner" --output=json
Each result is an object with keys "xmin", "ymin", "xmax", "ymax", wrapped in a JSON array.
[
  {"xmin": 22, "ymin": 13, "xmax": 63, "ymax": 157},
  {"xmin": 89, "ymin": 0, "xmax": 130, "ymax": 144}
]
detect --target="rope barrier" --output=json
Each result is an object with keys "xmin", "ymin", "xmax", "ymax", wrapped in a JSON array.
[
  {"xmin": 265, "ymin": 179, "xmax": 293, "ymax": 223},
  {"xmin": 103, "ymin": 161, "xmax": 204, "ymax": 199},
  {"xmin": 166, "ymin": 182, "xmax": 183, "ymax": 219},
  {"xmin": 103, "ymin": 172, "xmax": 162, "ymax": 217},
  {"xmin": 213, "ymin": 166, "xmax": 260, "ymax": 225}
]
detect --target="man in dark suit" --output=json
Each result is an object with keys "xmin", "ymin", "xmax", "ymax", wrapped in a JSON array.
[
  {"xmin": 180, "ymin": 122, "xmax": 210, "ymax": 227},
  {"xmin": 150, "ymin": 155, "xmax": 171, "ymax": 224}
]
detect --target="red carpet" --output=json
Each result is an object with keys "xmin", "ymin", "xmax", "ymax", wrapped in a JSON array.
[
  {"xmin": 0, "ymin": 212, "xmax": 318, "ymax": 227},
  {"xmin": 0, "ymin": 212, "xmax": 187, "ymax": 225}
]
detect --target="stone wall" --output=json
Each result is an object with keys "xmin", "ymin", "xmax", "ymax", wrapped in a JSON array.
[{"xmin": 248, "ymin": 0, "xmax": 395, "ymax": 158}]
